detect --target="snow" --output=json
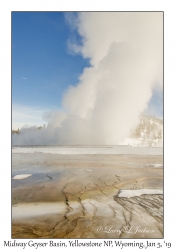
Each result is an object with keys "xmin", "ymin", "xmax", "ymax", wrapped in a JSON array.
[
  {"xmin": 119, "ymin": 138, "xmax": 141, "ymax": 146},
  {"xmin": 147, "ymin": 164, "xmax": 163, "ymax": 168},
  {"xmin": 12, "ymin": 174, "xmax": 32, "ymax": 180},
  {"xmin": 12, "ymin": 146, "xmax": 163, "ymax": 156},
  {"xmin": 118, "ymin": 189, "xmax": 163, "ymax": 198}
]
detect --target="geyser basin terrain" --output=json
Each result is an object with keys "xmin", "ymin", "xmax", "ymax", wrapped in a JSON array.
[{"xmin": 12, "ymin": 146, "xmax": 163, "ymax": 238}]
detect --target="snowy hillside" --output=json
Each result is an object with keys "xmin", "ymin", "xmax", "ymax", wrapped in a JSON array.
[{"xmin": 122, "ymin": 115, "xmax": 163, "ymax": 147}]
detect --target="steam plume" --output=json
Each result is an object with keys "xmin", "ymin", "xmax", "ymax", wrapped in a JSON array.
[{"xmin": 12, "ymin": 12, "xmax": 163, "ymax": 145}]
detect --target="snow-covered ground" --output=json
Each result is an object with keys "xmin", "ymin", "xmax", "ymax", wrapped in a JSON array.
[
  {"xmin": 118, "ymin": 189, "xmax": 163, "ymax": 198},
  {"xmin": 12, "ymin": 146, "xmax": 163, "ymax": 155},
  {"xmin": 120, "ymin": 137, "xmax": 163, "ymax": 147},
  {"xmin": 146, "ymin": 164, "xmax": 163, "ymax": 168},
  {"xmin": 12, "ymin": 174, "xmax": 32, "ymax": 180}
]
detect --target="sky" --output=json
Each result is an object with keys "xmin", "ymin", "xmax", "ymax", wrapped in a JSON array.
[{"xmin": 12, "ymin": 12, "xmax": 163, "ymax": 146}]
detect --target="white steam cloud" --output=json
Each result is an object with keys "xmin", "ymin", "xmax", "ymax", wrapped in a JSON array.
[{"xmin": 12, "ymin": 12, "xmax": 163, "ymax": 145}]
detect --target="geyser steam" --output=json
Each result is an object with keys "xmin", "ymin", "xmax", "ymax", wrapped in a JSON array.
[{"xmin": 12, "ymin": 12, "xmax": 163, "ymax": 145}]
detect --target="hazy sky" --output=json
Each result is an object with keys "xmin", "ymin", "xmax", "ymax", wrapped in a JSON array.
[{"xmin": 12, "ymin": 12, "xmax": 163, "ymax": 131}]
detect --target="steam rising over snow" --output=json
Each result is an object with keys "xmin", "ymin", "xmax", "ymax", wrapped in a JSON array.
[{"xmin": 12, "ymin": 12, "xmax": 163, "ymax": 146}]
